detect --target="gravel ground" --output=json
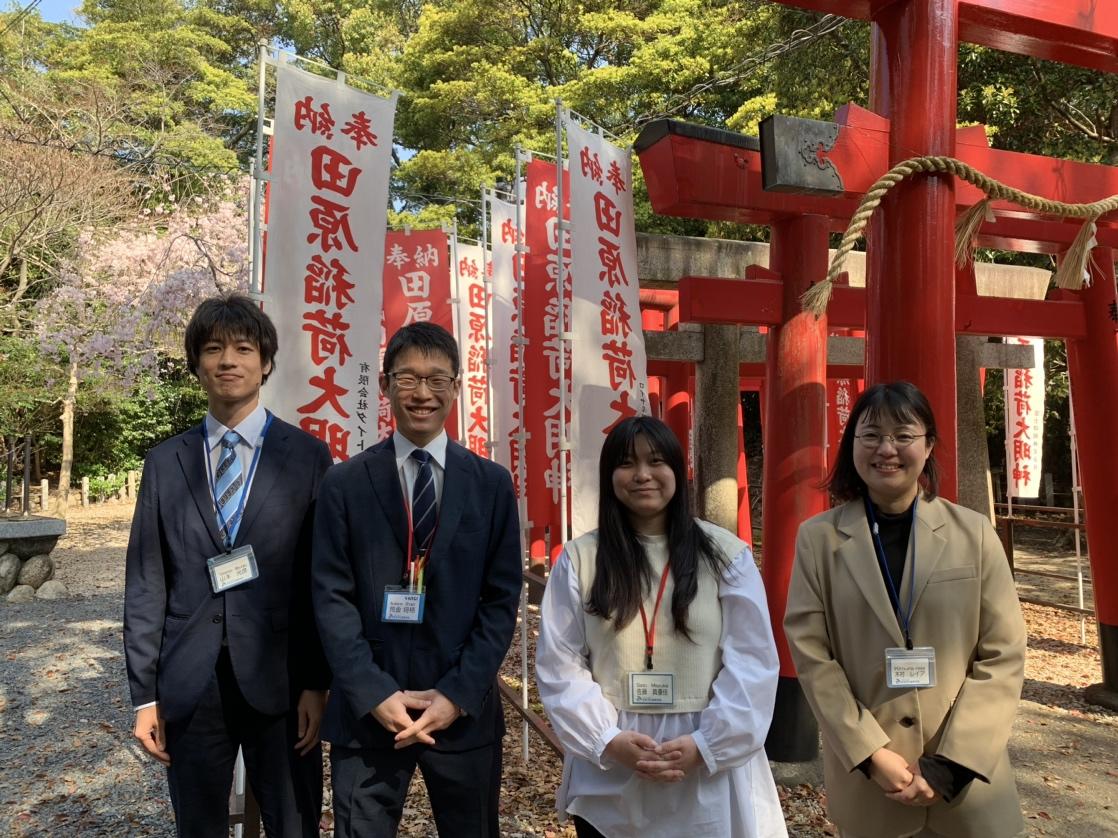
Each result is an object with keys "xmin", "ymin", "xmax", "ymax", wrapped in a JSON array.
[{"xmin": 1, "ymin": 503, "xmax": 1115, "ymax": 836}]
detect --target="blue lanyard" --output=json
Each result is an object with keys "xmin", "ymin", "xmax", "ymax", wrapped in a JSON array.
[
  {"xmin": 203, "ymin": 411, "xmax": 274, "ymax": 550},
  {"xmin": 864, "ymin": 495, "xmax": 917, "ymax": 650}
]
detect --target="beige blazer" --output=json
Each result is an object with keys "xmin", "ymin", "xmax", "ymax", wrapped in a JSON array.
[{"xmin": 784, "ymin": 497, "xmax": 1026, "ymax": 838}]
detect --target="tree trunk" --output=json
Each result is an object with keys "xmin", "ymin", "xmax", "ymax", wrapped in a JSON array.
[{"xmin": 57, "ymin": 359, "xmax": 79, "ymax": 516}]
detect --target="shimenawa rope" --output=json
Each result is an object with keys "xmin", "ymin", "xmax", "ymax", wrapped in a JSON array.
[{"xmin": 801, "ymin": 155, "xmax": 1118, "ymax": 318}]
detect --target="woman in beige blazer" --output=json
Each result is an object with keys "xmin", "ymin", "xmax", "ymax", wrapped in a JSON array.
[{"xmin": 785, "ymin": 381, "xmax": 1026, "ymax": 838}]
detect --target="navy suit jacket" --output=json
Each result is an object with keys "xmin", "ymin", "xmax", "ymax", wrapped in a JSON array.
[
  {"xmin": 312, "ymin": 436, "xmax": 522, "ymax": 752},
  {"xmin": 124, "ymin": 415, "xmax": 333, "ymax": 723}
]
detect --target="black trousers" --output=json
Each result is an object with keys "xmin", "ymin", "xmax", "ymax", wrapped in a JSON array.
[
  {"xmin": 164, "ymin": 649, "xmax": 322, "ymax": 838},
  {"xmin": 330, "ymin": 740, "xmax": 502, "ymax": 837},
  {"xmin": 573, "ymin": 816, "xmax": 608, "ymax": 838}
]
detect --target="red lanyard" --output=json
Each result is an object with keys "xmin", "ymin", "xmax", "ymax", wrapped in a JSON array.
[
  {"xmin": 638, "ymin": 562, "xmax": 672, "ymax": 671},
  {"xmin": 402, "ymin": 482, "xmax": 438, "ymax": 589}
]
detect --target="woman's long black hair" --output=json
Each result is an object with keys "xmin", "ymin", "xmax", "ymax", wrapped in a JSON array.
[{"xmin": 587, "ymin": 415, "xmax": 728, "ymax": 639}]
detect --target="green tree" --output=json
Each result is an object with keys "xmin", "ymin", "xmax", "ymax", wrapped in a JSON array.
[
  {"xmin": 39, "ymin": 0, "xmax": 256, "ymax": 184},
  {"xmin": 0, "ymin": 334, "xmax": 60, "ymax": 438}
]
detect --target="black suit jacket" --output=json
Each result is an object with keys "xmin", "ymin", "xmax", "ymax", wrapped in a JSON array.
[
  {"xmin": 124, "ymin": 415, "xmax": 333, "ymax": 723},
  {"xmin": 312, "ymin": 436, "xmax": 522, "ymax": 752}
]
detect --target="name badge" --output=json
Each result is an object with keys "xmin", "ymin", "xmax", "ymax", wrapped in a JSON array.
[
  {"xmin": 382, "ymin": 587, "xmax": 425, "ymax": 623},
  {"xmin": 628, "ymin": 671, "xmax": 675, "ymax": 706},
  {"xmin": 885, "ymin": 646, "xmax": 937, "ymax": 689},
  {"xmin": 206, "ymin": 545, "xmax": 259, "ymax": 593}
]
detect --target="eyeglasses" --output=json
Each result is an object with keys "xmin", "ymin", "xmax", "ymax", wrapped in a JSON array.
[
  {"xmin": 386, "ymin": 372, "xmax": 457, "ymax": 392},
  {"xmin": 855, "ymin": 432, "xmax": 926, "ymax": 449}
]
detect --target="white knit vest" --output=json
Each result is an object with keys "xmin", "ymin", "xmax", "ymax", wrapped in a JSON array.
[{"xmin": 566, "ymin": 520, "xmax": 746, "ymax": 713}]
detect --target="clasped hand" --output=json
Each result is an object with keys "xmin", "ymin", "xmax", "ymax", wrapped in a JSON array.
[
  {"xmin": 869, "ymin": 747, "xmax": 937, "ymax": 806},
  {"xmin": 371, "ymin": 689, "xmax": 464, "ymax": 749},
  {"xmin": 605, "ymin": 730, "xmax": 703, "ymax": 783}
]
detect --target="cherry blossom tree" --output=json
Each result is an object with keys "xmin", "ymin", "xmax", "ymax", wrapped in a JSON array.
[{"xmin": 37, "ymin": 183, "xmax": 250, "ymax": 510}]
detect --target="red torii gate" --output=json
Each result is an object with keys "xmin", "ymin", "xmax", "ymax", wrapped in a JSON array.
[
  {"xmin": 638, "ymin": 0, "xmax": 1118, "ymax": 746},
  {"xmin": 767, "ymin": 0, "xmax": 1118, "ymax": 711},
  {"xmin": 637, "ymin": 119, "xmax": 1118, "ymax": 759}
]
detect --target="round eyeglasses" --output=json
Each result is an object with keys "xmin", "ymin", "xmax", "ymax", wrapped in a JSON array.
[
  {"xmin": 854, "ymin": 432, "xmax": 926, "ymax": 449},
  {"xmin": 386, "ymin": 372, "xmax": 457, "ymax": 392}
]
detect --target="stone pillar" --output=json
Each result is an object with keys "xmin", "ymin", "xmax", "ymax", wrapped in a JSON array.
[
  {"xmin": 695, "ymin": 324, "xmax": 740, "ymax": 531},
  {"xmin": 955, "ymin": 334, "xmax": 995, "ymax": 521}
]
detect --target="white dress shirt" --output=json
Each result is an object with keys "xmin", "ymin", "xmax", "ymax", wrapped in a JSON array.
[{"xmin": 536, "ymin": 545, "xmax": 789, "ymax": 838}]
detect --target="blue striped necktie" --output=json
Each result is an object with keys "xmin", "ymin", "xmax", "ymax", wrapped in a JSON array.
[
  {"xmin": 410, "ymin": 449, "xmax": 437, "ymax": 556},
  {"xmin": 215, "ymin": 430, "xmax": 244, "ymax": 548}
]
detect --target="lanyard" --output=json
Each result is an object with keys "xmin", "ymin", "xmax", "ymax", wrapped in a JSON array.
[
  {"xmin": 638, "ymin": 561, "xmax": 673, "ymax": 671},
  {"xmin": 864, "ymin": 495, "xmax": 918, "ymax": 649},
  {"xmin": 203, "ymin": 411, "xmax": 273, "ymax": 551}
]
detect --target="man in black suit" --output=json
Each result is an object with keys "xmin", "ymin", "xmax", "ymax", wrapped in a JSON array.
[
  {"xmin": 124, "ymin": 294, "xmax": 332, "ymax": 837},
  {"xmin": 312, "ymin": 322, "xmax": 521, "ymax": 837}
]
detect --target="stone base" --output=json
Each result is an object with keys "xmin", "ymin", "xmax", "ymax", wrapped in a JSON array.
[
  {"xmin": 1084, "ymin": 683, "xmax": 1118, "ymax": 712},
  {"xmin": 0, "ymin": 516, "xmax": 66, "ymax": 599},
  {"xmin": 769, "ymin": 755, "xmax": 824, "ymax": 788},
  {"xmin": 0, "ymin": 515, "xmax": 66, "ymax": 559}
]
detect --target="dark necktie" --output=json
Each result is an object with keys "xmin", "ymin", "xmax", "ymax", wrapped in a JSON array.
[{"xmin": 410, "ymin": 449, "xmax": 437, "ymax": 556}]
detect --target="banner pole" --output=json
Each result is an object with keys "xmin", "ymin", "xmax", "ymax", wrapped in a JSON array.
[
  {"xmin": 481, "ymin": 188, "xmax": 496, "ymax": 458},
  {"xmin": 555, "ymin": 100, "xmax": 570, "ymax": 552},
  {"xmin": 514, "ymin": 147, "xmax": 531, "ymax": 763},
  {"xmin": 250, "ymin": 40, "xmax": 270, "ymax": 297},
  {"xmin": 449, "ymin": 222, "xmax": 466, "ymax": 441},
  {"xmin": 1003, "ymin": 359, "xmax": 1013, "ymax": 519}
]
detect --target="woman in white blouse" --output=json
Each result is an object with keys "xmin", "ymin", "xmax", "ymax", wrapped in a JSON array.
[{"xmin": 536, "ymin": 416, "xmax": 788, "ymax": 838}]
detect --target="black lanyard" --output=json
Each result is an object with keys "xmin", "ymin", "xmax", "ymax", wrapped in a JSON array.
[{"xmin": 864, "ymin": 495, "xmax": 917, "ymax": 650}]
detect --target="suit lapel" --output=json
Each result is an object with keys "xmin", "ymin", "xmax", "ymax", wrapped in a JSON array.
[
  {"xmin": 234, "ymin": 419, "xmax": 291, "ymax": 546},
  {"xmin": 366, "ymin": 439, "xmax": 407, "ymax": 555},
  {"xmin": 835, "ymin": 501, "xmax": 905, "ymax": 646},
  {"xmin": 902, "ymin": 496, "xmax": 948, "ymax": 618},
  {"xmin": 424, "ymin": 442, "xmax": 466, "ymax": 585},
  {"xmin": 177, "ymin": 425, "xmax": 225, "ymax": 554}
]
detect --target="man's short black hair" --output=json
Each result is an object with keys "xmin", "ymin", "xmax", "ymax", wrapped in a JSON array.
[
  {"xmin": 184, "ymin": 294, "xmax": 278, "ymax": 383},
  {"xmin": 383, "ymin": 322, "xmax": 459, "ymax": 376}
]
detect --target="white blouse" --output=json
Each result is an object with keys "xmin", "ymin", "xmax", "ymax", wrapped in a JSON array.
[{"xmin": 536, "ymin": 542, "xmax": 789, "ymax": 838}]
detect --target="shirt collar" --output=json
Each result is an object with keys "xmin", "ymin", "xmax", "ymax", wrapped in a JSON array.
[
  {"xmin": 206, "ymin": 403, "xmax": 269, "ymax": 450},
  {"xmin": 393, "ymin": 429, "xmax": 448, "ymax": 471}
]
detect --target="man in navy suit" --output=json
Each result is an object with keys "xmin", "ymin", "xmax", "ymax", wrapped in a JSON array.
[
  {"xmin": 312, "ymin": 322, "xmax": 521, "ymax": 837},
  {"xmin": 124, "ymin": 294, "xmax": 332, "ymax": 837}
]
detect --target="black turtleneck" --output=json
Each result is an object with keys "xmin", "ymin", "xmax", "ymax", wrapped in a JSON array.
[{"xmin": 872, "ymin": 502, "xmax": 912, "ymax": 598}]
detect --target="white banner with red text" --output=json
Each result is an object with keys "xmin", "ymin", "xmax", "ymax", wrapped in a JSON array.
[
  {"xmin": 486, "ymin": 191, "xmax": 522, "ymax": 485},
  {"xmin": 455, "ymin": 241, "xmax": 491, "ymax": 458},
  {"xmin": 262, "ymin": 62, "xmax": 396, "ymax": 461},
  {"xmin": 1005, "ymin": 338, "xmax": 1045, "ymax": 498},
  {"xmin": 564, "ymin": 116, "xmax": 649, "ymax": 537}
]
